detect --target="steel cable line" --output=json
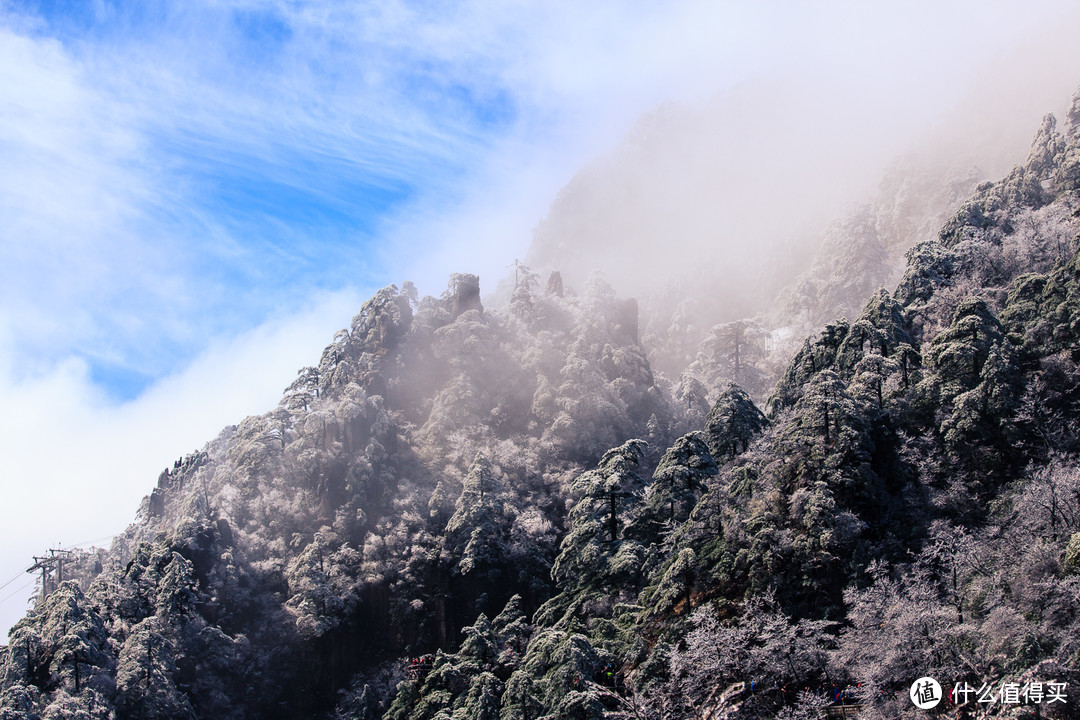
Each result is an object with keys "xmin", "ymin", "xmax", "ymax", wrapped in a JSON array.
[
  {"xmin": 0, "ymin": 570, "xmax": 28, "ymax": 594},
  {"xmin": 0, "ymin": 577, "xmax": 36, "ymax": 606}
]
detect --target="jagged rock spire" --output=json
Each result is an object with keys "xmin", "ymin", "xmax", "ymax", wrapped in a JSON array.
[
  {"xmin": 1026, "ymin": 113, "xmax": 1064, "ymax": 179},
  {"xmin": 1065, "ymin": 84, "xmax": 1080, "ymax": 140}
]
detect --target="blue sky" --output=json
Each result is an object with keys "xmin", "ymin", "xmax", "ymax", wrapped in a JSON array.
[
  {"xmin": 4, "ymin": 0, "xmax": 1080, "ymax": 637},
  {"xmin": 2, "ymin": 0, "xmax": 531, "ymax": 401}
]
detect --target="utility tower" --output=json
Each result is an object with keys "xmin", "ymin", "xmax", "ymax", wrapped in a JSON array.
[{"xmin": 27, "ymin": 548, "xmax": 76, "ymax": 601}]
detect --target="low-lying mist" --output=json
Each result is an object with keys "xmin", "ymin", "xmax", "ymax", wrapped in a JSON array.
[{"xmin": 522, "ymin": 28, "xmax": 1080, "ymax": 371}]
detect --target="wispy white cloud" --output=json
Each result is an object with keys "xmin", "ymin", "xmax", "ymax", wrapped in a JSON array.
[
  {"xmin": 0, "ymin": 0, "xmax": 529, "ymax": 381},
  {"xmin": 0, "ymin": 27, "xmax": 163, "ymax": 364},
  {"xmin": 8, "ymin": 0, "xmax": 1076, "ymax": 374}
]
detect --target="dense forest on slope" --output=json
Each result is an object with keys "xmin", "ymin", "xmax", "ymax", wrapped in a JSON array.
[{"xmin": 5, "ymin": 90, "xmax": 1080, "ymax": 720}]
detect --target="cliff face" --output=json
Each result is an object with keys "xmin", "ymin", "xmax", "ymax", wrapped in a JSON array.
[{"xmin": 4, "ymin": 89, "xmax": 1080, "ymax": 720}]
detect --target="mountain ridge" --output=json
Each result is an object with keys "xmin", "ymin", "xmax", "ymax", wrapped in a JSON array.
[{"xmin": 4, "ymin": 87, "xmax": 1080, "ymax": 720}]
